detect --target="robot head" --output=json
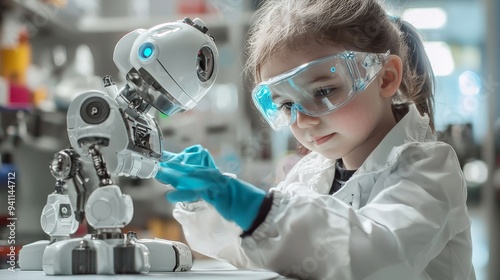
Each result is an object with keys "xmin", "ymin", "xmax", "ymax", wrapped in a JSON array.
[{"xmin": 113, "ymin": 18, "xmax": 219, "ymax": 116}]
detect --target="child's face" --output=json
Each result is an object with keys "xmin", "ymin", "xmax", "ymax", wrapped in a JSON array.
[{"xmin": 260, "ymin": 44, "xmax": 397, "ymax": 166}]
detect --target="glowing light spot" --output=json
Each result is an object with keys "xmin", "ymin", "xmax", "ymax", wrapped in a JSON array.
[
  {"xmin": 402, "ymin": 8, "xmax": 447, "ymax": 29},
  {"xmin": 459, "ymin": 70, "xmax": 481, "ymax": 96},
  {"xmin": 424, "ymin": 41, "xmax": 455, "ymax": 76},
  {"xmin": 138, "ymin": 42, "xmax": 155, "ymax": 61},
  {"xmin": 143, "ymin": 47, "xmax": 153, "ymax": 58}
]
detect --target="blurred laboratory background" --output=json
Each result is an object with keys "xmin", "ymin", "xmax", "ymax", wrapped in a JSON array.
[{"xmin": 0, "ymin": 0, "xmax": 498, "ymax": 279}]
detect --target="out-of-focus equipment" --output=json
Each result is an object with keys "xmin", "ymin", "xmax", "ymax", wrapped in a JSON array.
[
  {"xmin": 17, "ymin": 17, "xmax": 219, "ymax": 275},
  {"xmin": 438, "ymin": 123, "xmax": 483, "ymax": 202},
  {"xmin": 0, "ymin": 29, "xmax": 32, "ymax": 109}
]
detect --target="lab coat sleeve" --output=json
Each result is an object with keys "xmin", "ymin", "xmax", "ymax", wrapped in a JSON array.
[
  {"xmin": 172, "ymin": 200, "xmax": 262, "ymax": 269},
  {"xmin": 241, "ymin": 143, "xmax": 472, "ymax": 279}
]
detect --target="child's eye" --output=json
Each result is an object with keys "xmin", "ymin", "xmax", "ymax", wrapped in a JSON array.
[
  {"xmin": 313, "ymin": 87, "xmax": 338, "ymax": 98},
  {"xmin": 278, "ymin": 101, "xmax": 294, "ymax": 111}
]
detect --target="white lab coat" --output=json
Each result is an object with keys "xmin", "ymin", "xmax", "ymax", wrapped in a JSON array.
[{"xmin": 173, "ymin": 104, "xmax": 476, "ymax": 280}]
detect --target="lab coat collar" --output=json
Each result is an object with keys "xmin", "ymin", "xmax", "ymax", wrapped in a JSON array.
[
  {"xmin": 358, "ymin": 103, "xmax": 436, "ymax": 173},
  {"xmin": 304, "ymin": 103, "xmax": 434, "ymax": 194}
]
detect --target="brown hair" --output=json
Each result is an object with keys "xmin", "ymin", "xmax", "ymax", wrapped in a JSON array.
[{"xmin": 245, "ymin": 0, "xmax": 435, "ymax": 130}]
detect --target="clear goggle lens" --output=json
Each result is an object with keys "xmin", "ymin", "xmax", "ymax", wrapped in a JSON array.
[{"xmin": 252, "ymin": 51, "xmax": 389, "ymax": 130}]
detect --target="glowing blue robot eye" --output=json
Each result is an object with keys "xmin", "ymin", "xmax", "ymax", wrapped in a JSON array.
[{"xmin": 138, "ymin": 42, "xmax": 155, "ymax": 60}]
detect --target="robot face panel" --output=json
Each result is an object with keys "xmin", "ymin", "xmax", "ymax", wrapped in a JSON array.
[{"xmin": 197, "ymin": 46, "xmax": 215, "ymax": 82}]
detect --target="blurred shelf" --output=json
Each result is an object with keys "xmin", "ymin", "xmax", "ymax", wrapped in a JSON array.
[
  {"xmin": 77, "ymin": 13, "xmax": 253, "ymax": 34},
  {"xmin": 13, "ymin": 0, "xmax": 253, "ymax": 34}
]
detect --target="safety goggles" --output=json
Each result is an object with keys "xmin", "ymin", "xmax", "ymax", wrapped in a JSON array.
[{"xmin": 252, "ymin": 50, "xmax": 390, "ymax": 130}]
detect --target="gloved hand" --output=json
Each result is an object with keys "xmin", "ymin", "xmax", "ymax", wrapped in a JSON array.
[
  {"xmin": 161, "ymin": 145, "xmax": 216, "ymax": 168},
  {"xmin": 155, "ymin": 147, "xmax": 266, "ymax": 231}
]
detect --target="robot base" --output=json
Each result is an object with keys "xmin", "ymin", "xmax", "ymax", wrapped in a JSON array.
[
  {"xmin": 19, "ymin": 236, "xmax": 192, "ymax": 275},
  {"xmin": 18, "ymin": 240, "xmax": 50, "ymax": 271},
  {"xmin": 137, "ymin": 238, "xmax": 193, "ymax": 272}
]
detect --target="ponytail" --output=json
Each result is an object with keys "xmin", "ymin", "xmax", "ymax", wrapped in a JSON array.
[{"xmin": 392, "ymin": 17, "xmax": 435, "ymax": 131}]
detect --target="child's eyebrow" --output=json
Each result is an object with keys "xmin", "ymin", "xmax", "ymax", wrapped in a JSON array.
[
  {"xmin": 271, "ymin": 92, "xmax": 291, "ymax": 101},
  {"xmin": 308, "ymin": 74, "xmax": 341, "ymax": 85},
  {"xmin": 309, "ymin": 75, "xmax": 333, "ymax": 84}
]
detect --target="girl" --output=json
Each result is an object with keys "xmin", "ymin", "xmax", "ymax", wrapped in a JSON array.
[{"xmin": 155, "ymin": 0, "xmax": 476, "ymax": 279}]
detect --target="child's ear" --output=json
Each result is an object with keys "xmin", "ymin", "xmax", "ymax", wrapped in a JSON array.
[{"xmin": 378, "ymin": 55, "xmax": 403, "ymax": 98}]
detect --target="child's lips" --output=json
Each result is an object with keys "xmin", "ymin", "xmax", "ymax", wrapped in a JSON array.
[{"xmin": 312, "ymin": 133, "xmax": 335, "ymax": 145}]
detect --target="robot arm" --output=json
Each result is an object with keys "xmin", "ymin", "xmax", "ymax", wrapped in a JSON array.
[{"xmin": 68, "ymin": 17, "xmax": 218, "ymax": 180}]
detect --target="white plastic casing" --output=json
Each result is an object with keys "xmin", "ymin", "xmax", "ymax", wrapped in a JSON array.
[
  {"xmin": 113, "ymin": 19, "xmax": 219, "ymax": 112},
  {"xmin": 85, "ymin": 185, "xmax": 133, "ymax": 229},
  {"xmin": 40, "ymin": 193, "xmax": 79, "ymax": 236},
  {"xmin": 66, "ymin": 91, "xmax": 161, "ymax": 179}
]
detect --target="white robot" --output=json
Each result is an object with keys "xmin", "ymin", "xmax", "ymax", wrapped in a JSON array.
[{"xmin": 18, "ymin": 17, "xmax": 218, "ymax": 275}]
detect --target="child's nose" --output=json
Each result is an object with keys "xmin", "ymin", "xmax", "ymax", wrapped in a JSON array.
[{"xmin": 295, "ymin": 111, "xmax": 319, "ymax": 128}]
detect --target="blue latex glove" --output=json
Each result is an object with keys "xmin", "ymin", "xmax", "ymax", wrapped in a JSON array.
[
  {"xmin": 155, "ymin": 147, "xmax": 266, "ymax": 231},
  {"xmin": 161, "ymin": 145, "xmax": 216, "ymax": 168}
]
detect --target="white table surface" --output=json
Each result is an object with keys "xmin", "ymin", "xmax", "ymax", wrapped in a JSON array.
[{"xmin": 0, "ymin": 259, "xmax": 289, "ymax": 279}]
